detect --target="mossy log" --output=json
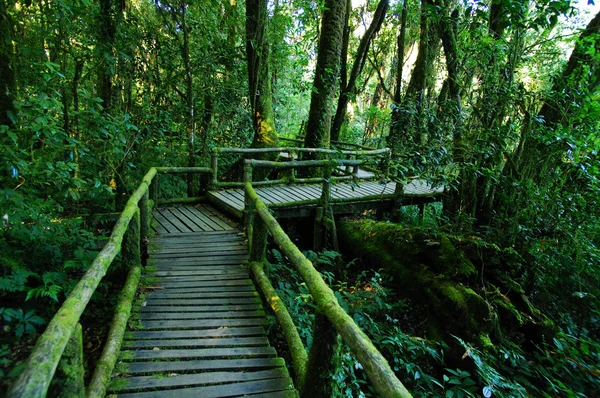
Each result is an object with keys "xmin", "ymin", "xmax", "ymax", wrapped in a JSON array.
[
  {"xmin": 338, "ymin": 219, "xmax": 556, "ymax": 347},
  {"xmin": 250, "ymin": 261, "xmax": 308, "ymax": 387},
  {"xmin": 87, "ymin": 264, "xmax": 142, "ymax": 398},
  {"xmin": 246, "ymin": 183, "xmax": 412, "ymax": 398},
  {"xmin": 7, "ymin": 168, "xmax": 157, "ymax": 398}
]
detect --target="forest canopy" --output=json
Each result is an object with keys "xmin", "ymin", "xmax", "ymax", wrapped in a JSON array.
[{"xmin": 1, "ymin": 0, "xmax": 600, "ymax": 395}]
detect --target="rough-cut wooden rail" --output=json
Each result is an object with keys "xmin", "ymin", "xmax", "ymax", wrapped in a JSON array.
[
  {"xmin": 244, "ymin": 184, "xmax": 412, "ymax": 398},
  {"xmin": 108, "ymin": 205, "xmax": 296, "ymax": 397}
]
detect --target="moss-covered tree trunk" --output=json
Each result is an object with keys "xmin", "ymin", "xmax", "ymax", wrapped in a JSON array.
[
  {"xmin": 303, "ymin": 0, "xmax": 347, "ymax": 155},
  {"xmin": 246, "ymin": 0, "xmax": 279, "ymax": 151}
]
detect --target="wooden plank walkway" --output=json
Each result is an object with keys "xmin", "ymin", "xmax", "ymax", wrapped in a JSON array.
[
  {"xmin": 208, "ymin": 180, "xmax": 443, "ymax": 219},
  {"xmin": 109, "ymin": 204, "xmax": 297, "ymax": 397}
]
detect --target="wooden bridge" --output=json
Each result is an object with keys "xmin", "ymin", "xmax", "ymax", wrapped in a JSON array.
[{"xmin": 8, "ymin": 146, "xmax": 441, "ymax": 398}]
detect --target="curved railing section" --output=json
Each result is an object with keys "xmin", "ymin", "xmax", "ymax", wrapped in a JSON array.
[
  {"xmin": 243, "ymin": 159, "xmax": 413, "ymax": 398},
  {"xmin": 210, "ymin": 146, "xmax": 391, "ymax": 189}
]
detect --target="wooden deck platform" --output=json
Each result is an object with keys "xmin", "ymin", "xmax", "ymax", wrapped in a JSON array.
[
  {"xmin": 208, "ymin": 180, "xmax": 443, "ymax": 219},
  {"xmin": 109, "ymin": 205, "xmax": 296, "ymax": 397}
]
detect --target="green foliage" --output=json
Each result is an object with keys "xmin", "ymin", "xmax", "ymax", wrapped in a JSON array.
[{"xmin": 1, "ymin": 308, "xmax": 46, "ymax": 339}]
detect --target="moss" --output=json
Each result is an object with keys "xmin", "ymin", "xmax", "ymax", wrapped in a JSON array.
[
  {"xmin": 437, "ymin": 235, "xmax": 476, "ymax": 279},
  {"xmin": 108, "ymin": 377, "xmax": 129, "ymax": 391}
]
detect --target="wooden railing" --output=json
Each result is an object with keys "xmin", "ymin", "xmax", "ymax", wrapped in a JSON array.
[
  {"xmin": 8, "ymin": 151, "xmax": 408, "ymax": 397},
  {"xmin": 210, "ymin": 146, "xmax": 391, "ymax": 189},
  {"xmin": 243, "ymin": 159, "xmax": 412, "ymax": 398},
  {"xmin": 278, "ymin": 136, "xmax": 376, "ymax": 151},
  {"xmin": 7, "ymin": 166, "xmax": 213, "ymax": 398}
]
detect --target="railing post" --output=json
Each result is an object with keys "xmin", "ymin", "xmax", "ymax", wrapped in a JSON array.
[
  {"xmin": 48, "ymin": 323, "xmax": 85, "ymax": 398},
  {"xmin": 250, "ymin": 214, "xmax": 268, "ymax": 263},
  {"xmin": 139, "ymin": 190, "xmax": 150, "ymax": 264},
  {"xmin": 211, "ymin": 149, "xmax": 219, "ymax": 187},
  {"xmin": 301, "ymin": 312, "xmax": 340, "ymax": 398},
  {"xmin": 150, "ymin": 174, "xmax": 159, "ymax": 203},
  {"xmin": 122, "ymin": 206, "xmax": 141, "ymax": 269},
  {"xmin": 392, "ymin": 183, "xmax": 404, "ymax": 222},
  {"xmin": 244, "ymin": 164, "xmax": 255, "ymax": 250}
]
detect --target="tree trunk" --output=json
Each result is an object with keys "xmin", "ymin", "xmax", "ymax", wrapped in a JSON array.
[
  {"xmin": 303, "ymin": 0, "xmax": 347, "ymax": 153},
  {"xmin": 97, "ymin": 0, "xmax": 119, "ymax": 111},
  {"xmin": 330, "ymin": 0, "xmax": 389, "ymax": 142},
  {"xmin": 0, "ymin": 0, "xmax": 16, "ymax": 127},
  {"xmin": 515, "ymin": 10, "xmax": 600, "ymax": 182},
  {"xmin": 246, "ymin": 0, "xmax": 279, "ymax": 151},
  {"xmin": 388, "ymin": 0, "xmax": 438, "ymax": 154}
]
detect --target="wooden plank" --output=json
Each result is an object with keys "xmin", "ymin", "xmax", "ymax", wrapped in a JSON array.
[
  {"xmin": 138, "ymin": 318, "xmax": 266, "ymax": 330},
  {"xmin": 116, "ymin": 377, "xmax": 294, "ymax": 398},
  {"xmin": 153, "ymin": 269, "xmax": 248, "ymax": 277},
  {"xmin": 153, "ymin": 211, "xmax": 181, "ymax": 233},
  {"xmin": 111, "ymin": 368, "xmax": 287, "ymax": 392},
  {"xmin": 221, "ymin": 191, "xmax": 245, "ymax": 211},
  {"xmin": 209, "ymin": 191, "xmax": 242, "ymax": 212},
  {"xmin": 121, "ymin": 336, "xmax": 270, "ymax": 349},
  {"xmin": 139, "ymin": 304, "xmax": 262, "ymax": 313},
  {"xmin": 142, "ymin": 297, "xmax": 261, "ymax": 306},
  {"xmin": 125, "ymin": 346, "xmax": 276, "ymax": 360},
  {"xmin": 256, "ymin": 189, "xmax": 282, "ymax": 205},
  {"xmin": 137, "ymin": 310, "xmax": 266, "ymax": 321},
  {"xmin": 152, "ymin": 248, "xmax": 248, "ymax": 258},
  {"xmin": 145, "ymin": 286, "xmax": 255, "ymax": 295},
  {"xmin": 154, "ymin": 273, "xmax": 252, "ymax": 286},
  {"xmin": 194, "ymin": 205, "xmax": 235, "ymax": 230},
  {"xmin": 153, "ymin": 221, "xmax": 168, "ymax": 235},
  {"xmin": 120, "ymin": 357, "xmax": 286, "ymax": 375},
  {"xmin": 119, "ymin": 377, "xmax": 294, "ymax": 398},
  {"xmin": 152, "ymin": 234, "xmax": 244, "ymax": 244},
  {"xmin": 167, "ymin": 207, "xmax": 204, "ymax": 232},
  {"xmin": 158, "ymin": 208, "xmax": 190, "ymax": 233},
  {"xmin": 153, "ymin": 278, "xmax": 253, "ymax": 288},
  {"xmin": 152, "ymin": 230, "xmax": 243, "ymax": 239},
  {"xmin": 147, "ymin": 291, "xmax": 259, "ymax": 299},
  {"xmin": 152, "ymin": 254, "xmax": 248, "ymax": 265},
  {"xmin": 153, "ymin": 265, "xmax": 247, "ymax": 273},
  {"xmin": 176, "ymin": 205, "xmax": 216, "ymax": 232},
  {"xmin": 243, "ymin": 390, "xmax": 298, "ymax": 398},
  {"xmin": 126, "ymin": 327, "xmax": 266, "ymax": 340},
  {"xmin": 275, "ymin": 185, "xmax": 315, "ymax": 201},
  {"xmin": 183, "ymin": 206, "xmax": 223, "ymax": 231},
  {"xmin": 199, "ymin": 204, "xmax": 237, "ymax": 229},
  {"xmin": 256, "ymin": 188, "xmax": 288, "ymax": 204}
]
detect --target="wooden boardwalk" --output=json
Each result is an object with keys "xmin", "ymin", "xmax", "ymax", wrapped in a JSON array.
[
  {"xmin": 109, "ymin": 204, "xmax": 296, "ymax": 397},
  {"xmin": 208, "ymin": 180, "xmax": 443, "ymax": 219}
]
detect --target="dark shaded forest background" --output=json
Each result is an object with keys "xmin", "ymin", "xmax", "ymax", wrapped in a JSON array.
[{"xmin": 1, "ymin": 0, "xmax": 599, "ymax": 396}]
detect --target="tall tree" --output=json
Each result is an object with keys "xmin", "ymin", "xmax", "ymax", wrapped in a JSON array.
[
  {"xmin": 0, "ymin": 0, "xmax": 15, "ymax": 127},
  {"xmin": 330, "ymin": 0, "xmax": 389, "ymax": 142},
  {"xmin": 388, "ymin": 0, "xmax": 438, "ymax": 155},
  {"xmin": 303, "ymin": 0, "xmax": 347, "ymax": 150},
  {"xmin": 246, "ymin": 0, "xmax": 279, "ymax": 150}
]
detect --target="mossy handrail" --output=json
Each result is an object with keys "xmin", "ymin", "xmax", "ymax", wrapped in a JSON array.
[
  {"xmin": 7, "ymin": 166, "xmax": 213, "ymax": 398},
  {"xmin": 211, "ymin": 146, "xmax": 390, "ymax": 188},
  {"xmin": 244, "ymin": 182, "xmax": 412, "ymax": 398},
  {"xmin": 278, "ymin": 136, "xmax": 376, "ymax": 151}
]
